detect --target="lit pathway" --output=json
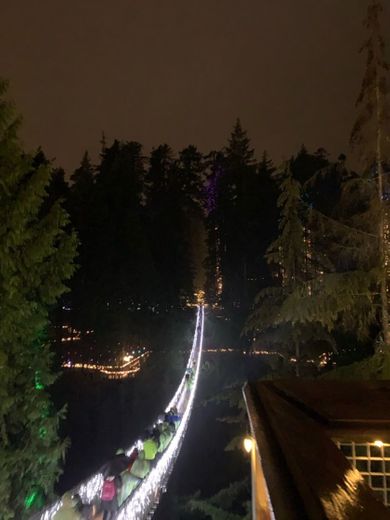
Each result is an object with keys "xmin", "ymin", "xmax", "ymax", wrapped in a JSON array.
[
  {"xmin": 116, "ymin": 305, "xmax": 204, "ymax": 519},
  {"xmin": 32, "ymin": 305, "xmax": 204, "ymax": 520}
]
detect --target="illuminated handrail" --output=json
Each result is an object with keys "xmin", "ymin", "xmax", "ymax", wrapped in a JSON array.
[
  {"xmin": 30, "ymin": 305, "xmax": 203, "ymax": 520},
  {"xmin": 116, "ymin": 305, "xmax": 204, "ymax": 519}
]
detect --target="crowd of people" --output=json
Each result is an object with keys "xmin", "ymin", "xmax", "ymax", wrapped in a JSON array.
[
  {"xmin": 53, "ymin": 360, "xmax": 197, "ymax": 520},
  {"xmin": 53, "ymin": 405, "xmax": 184, "ymax": 520}
]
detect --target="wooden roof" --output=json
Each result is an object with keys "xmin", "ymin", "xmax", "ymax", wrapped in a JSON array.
[{"xmin": 243, "ymin": 380, "xmax": 390, "ymax": 520}]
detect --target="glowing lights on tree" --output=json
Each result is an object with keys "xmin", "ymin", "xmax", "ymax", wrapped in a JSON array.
[{"xmin": 34, "ymin": 371, "xmax": 44, "ymax": 391}]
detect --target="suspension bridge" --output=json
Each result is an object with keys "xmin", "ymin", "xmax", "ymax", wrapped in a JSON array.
[{"xmin": 32, "ymin": 304, "xmax": 205, "ymax": 520}]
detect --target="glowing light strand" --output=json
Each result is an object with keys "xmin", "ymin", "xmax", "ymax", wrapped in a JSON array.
[
  {"xmin": 116, "ymin": 305, "xmax": 204, "ymax": 519},
  {"xmin": 30, "ymin": 306, "xmax": 203, "ymax": 520}
]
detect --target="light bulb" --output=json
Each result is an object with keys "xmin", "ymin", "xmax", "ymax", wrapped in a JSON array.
[{"xmin": 243, "ymin": 437, "xmax": 253, "ymax": 453}]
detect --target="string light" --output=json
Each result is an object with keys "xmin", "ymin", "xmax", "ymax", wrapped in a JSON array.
[
  {"xmin": 61, "ymin": 352, "xmax": 150, "ymax": 379},
  {"xmin": 32, "ymin": 306, "xmax": 203, "ymax": 520},
  {"xmin": 117, "ymin": 305, "xmax": 204, "ymax": 519}
]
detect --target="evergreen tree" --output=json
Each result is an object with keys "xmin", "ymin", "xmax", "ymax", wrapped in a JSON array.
[
  {"xmin": 177, "ymin": 145, "xmax": 204, "ymax": 210},
  {"xmin": 245, "ymin": 162, "xmax": 334, "ymax": 374},
  {"xmin": 70, "ymin": 151, "xmax": 94, "ymax": 200},
  {"xmin": 146, "ymin": 145, "xmax": 194, "ymax": 306},
  {"xmin": 0, "ymin": 79, "xmax": 77, "ymax": 518},
  {"xmin": 186, "ymin": 479, "xmax": 250, "ymax": 520},
  {"xmin": 177, "ymin": 146, "xmax": 207, "ymax": 294},
  {"xmin": 222, "ymin": 119, "xmax": 257, "ymax": 310},
  {"xmin": 207, "ymin": 120, "xmax": 252, "ymax": 311},
  {"xmin": 91, "ymin": 140, "xmax": 155, "ymax": 341},
  {"xmin": 246, "ymin": 140, "xmax": 386, "ymax": 374},
  {"xmin": 253, "ymin": 152, "xmax": 278, "ymax": 291},
  {"xmin": 68, "ymin": 151, "xmax": 95, "ymax": 332},
  {"xmin": 350, "ymin": 0, "xmax": 390, "ymax": 346},
  {"xmin": 226, "ymin": 119, "xmax": 255, "ymax": 167},
  {"xmin": 205, "ymin": 120, "xmax": 278, "ymax": 318},
  {"xmin": 204, "ymin": 151, "xmax": 226, "ymax": 307},
  {"xmin": 31, "ymin": 151, "xmax": 70, "ymax": 215},
  {"xmin": 48, "ymin": 168, "xmax": 69, "ymax": 207}
]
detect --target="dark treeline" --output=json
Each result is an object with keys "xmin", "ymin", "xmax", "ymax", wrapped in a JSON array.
[
  {"xmin": 43, "ymin": 119, "xmax": 282, "ymax": 355},
  {"xmin": 48, "ymin": 139, "xmax": 205, "ymax": 352},
  {"xmin": 43, "ymin": 118, "xmax": 382, "ymax": 365}
]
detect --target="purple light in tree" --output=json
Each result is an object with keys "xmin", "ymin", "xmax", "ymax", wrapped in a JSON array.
[{"xmin": 205, "ymin": 163, "xmax": 223, "ymax": 214}]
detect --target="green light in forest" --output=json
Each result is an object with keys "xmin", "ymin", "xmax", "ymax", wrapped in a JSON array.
[
  {"xmin": 24, "ymin": 490, "xmax": 38, "ymax": 509},
  {"xmin": 35, "ymin": 370, "xmax": 44, "ymax": 390},
  {"xmin": 39, "ymin": 426, "xmax": 47, "ymax": 439},
  {"xmin": 41, "ymin": 403, "xmax": 50, "ymax": 418}
]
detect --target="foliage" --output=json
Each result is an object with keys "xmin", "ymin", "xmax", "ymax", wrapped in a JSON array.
[
  {"xmin": 322, "ymin": 351, "xmax": 390, "ymax": 380},
  {"xmin": 0, "ymin": 78, "xmax": 77, "ymax": 518},
  {"xmin": 185, "ymin": 479, "xmax": 250, "ymax": 520},
  {"xmin": 64, "ymin": 141, "xmax": 206, "ymax": 350},
  {"xmin": 350, "ymin": 0, "xmax": 390, "ymax": 347},
  {"xmin": 145, "ymin": 144, "xmax": 199, "ymax": 305},
  {"xmin": 245, "ymin": 159, "xmax": 337, "ymax": 369},
  {"xmin": 350, "ymin": 0, "xmax": 389, "ymax": 166},
  {"xmin": 245, "ymin": 130, "xmax": 390, "ymax": 372},
  {"xmin": 204, "ymin": 120, "xmax": 278, "ymax": 316}
]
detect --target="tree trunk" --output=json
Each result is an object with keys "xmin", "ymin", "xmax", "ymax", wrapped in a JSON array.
[
  {"xmin": 376, "ymin": 78, "xmax": 390, "ymax": 346},
  {"xmin": 295, "ymin": 342, "xmax": 300, "ymax": 377}
]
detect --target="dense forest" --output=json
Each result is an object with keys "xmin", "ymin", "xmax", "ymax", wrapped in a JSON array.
[{"xmin": 48, "ymin": 119, "xmax": 280, "ymax": 353}]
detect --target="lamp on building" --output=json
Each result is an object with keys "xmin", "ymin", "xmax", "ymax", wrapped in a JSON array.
[{"xmin": 243, "ymin": 436, "xmax": 254, "ymax": 454}]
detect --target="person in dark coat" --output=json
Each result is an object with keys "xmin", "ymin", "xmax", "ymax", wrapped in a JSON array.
[
  {"xmin": 127, "ymin": 447, "xmax": 139, "ymax": 471},
  {"xmin": 72, "ymin": 494, "xmax": 96, "ymax": 520},
  {"xmin": 102, "ymin": 449, "xmax": 130, "ymax": 478}
]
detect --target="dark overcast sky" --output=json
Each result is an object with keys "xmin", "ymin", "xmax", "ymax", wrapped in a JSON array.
[{"xmin": 1, "ymin": 0, "xmax": 389, "ymax": 172}]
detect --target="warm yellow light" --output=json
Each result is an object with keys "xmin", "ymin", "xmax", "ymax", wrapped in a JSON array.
[
  {"xmin": 374, "ymin": 440, "xmax": 384, "ymax": 448},
  {"xmin": 243, "ymin": 437, "xmax": 253, "ymax": 453}
]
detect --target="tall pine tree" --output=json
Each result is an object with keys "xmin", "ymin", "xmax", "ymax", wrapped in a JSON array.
[
  {"xmin": 245, "ymin": 161, "xmax": 334, "ymax": 374},
  {"xmin": 0, "ymin": 79, "xmax": 77, "ymax": 518},
  {"xmin": 67, "ymin": 151, "xmax": 96, "ymax": 332},
  {"xmin": 351, "ymin": 0, "xmax": 390, "ymax": 346},
  {"xmin": 146, "ymin": 145, "xmax": 194, "ymax": 306},
  {"xmin": 220, "ymin": 119, "xmax": 257, "ymax": 311},
  {"xmin": 177, "ymin": 146, "xmax": 206, "ymax": 295}
]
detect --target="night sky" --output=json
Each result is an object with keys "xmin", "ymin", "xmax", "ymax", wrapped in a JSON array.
[{"xmin": 1, "ymin": 0, "xmax": 389, "ymax": 172}]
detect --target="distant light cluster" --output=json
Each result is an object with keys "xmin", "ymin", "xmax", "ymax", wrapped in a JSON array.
[{"xmin": 62, "ymin": 351, "xmax": 150, "ymax": 379}]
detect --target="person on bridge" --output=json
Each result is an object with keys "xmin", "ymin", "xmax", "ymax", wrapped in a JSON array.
[
  {"xmin": 130, "ymin": 449, "xmax": 151, "ymax": 479},
  {"xmin": 102, "ymin": 448, "xmax": 130, "ymax": 478},
  {"xmin": 53, "ymin": 492, "xmax": 83, "ymax": 520},
  {"xmin": 72, "ymin": 494, "xmax": 97, "ymax": 520},
  {"xmin": 168, "ymin": 406, "xmax": 180, "ymax": 421},
  {"xmin": 157, "ymin": 421, "xmax": 173, "ymax": 452},
  {"xmin": 126, "ymin": 447, "xmax": 139, "ymax": 472},
  {"xmin": 143, "ymin": 431, "xmax": 158, "ymax": 461},
  {"xmin": 100, "ymin": 474, "xmax": 120, "ymax": 520},
  {"xmin": 165, "ymin": 408, "xmax": 180, "ymax": 431}
]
